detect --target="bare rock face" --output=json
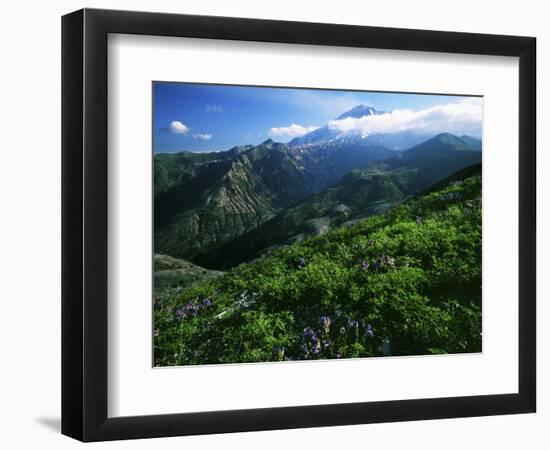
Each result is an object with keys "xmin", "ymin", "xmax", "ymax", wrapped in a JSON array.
[{"xmin": 154, "ymin": 142, "xmax": 313, "ymax": 263}]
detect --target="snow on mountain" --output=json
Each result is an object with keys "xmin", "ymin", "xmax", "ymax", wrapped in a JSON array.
[
  {"xmin": 289, "ymin": 104, "xmax": 431, "ymax": 150},
  {"xmin": 335, "ymin": 104, "xmax": 379, "ymax": 120}
]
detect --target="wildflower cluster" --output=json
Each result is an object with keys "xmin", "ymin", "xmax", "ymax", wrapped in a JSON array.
[
  {"xmin": 175, "ymin": 297, "xmax": 213, "ymax": 319},
  {"xmin": 154, "ymin": 173, "xmax": 482, "ymax": 366}
]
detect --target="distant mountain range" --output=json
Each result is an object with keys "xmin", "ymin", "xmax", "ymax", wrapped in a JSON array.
[
  {"xmin": 288, "ymin": 104, "xmax": 445, "ymax": 150},
  {"xmin": 154, "ymin": 104, "xmax": 481, "ymax": 269},
  {"xmin": 191, "ymin": 133, "xmax": 482, "ymax": 268}
]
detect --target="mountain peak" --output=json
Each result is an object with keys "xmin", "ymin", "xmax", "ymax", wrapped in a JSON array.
[
  {"xmin": 403, "ymin": 133, "xmax": 472, "ymax": 157},
  {"xmin": 259, "ymin": 138, "xmax": 289, "ymax": 151},
  {"xmin": 434, "ymin": 132, "xmax": 455, "ymax": 139},
  {"xmin": 336, "ymin": 104, "xmax": 378, "ymax": 120},
  {"xmin": 431, "ymin": 132, "xmax": 469, "ymax": 147}
]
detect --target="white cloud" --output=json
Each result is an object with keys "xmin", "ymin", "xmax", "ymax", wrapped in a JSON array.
[
  {"xmin": 193, "ymin": 133, "xmax": 213, "ymax": 140},
  {"xmin": 268, "ymin": 124, "xmax": 319, "ymax": 138},
  {"xmin": 168, "ymin": 120, "xmax": 191, "ymax": 134},
  {"xmin": 205, "ymin": 104, "xmax": 223, "ymax": 113},
  {"xmin": 328, "ymin": 98, "xmax": 482, "ymax": 137}
]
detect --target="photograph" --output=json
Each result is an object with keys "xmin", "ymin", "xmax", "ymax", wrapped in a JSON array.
[
  {"xmin": 0, "ymin": 0, "xmax": 542, "ymax": 446},
  {"xmin": 153, "ymin": 83, "xmax": 483, "ymax": 366}
]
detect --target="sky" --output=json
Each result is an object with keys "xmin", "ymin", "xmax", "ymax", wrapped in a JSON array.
[{"xmin": 153, "ymin": 82, "xmax": 482, "ymax": 153}]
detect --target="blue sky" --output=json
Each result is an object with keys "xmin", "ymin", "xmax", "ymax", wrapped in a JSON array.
[{"xmin": 153, "ymin": 82, "xmax": 482, "ymax": 153}]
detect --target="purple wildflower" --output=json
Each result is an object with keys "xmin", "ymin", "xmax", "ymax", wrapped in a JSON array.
[
  {"xmin": 346, "ymin": 317, "xmax": 358, "ymax": 329},
  {"xmin": 319, "ymin": 315, "xmax": 331, "ymax": 333},
  {"xmin": 301, "ymin": 327, "xmax": 322, "ymax": 357},
  {"xmin": 303, "ymin": 327, "xmax": 317, "ymax": 341},
  {"xmin": 366, "ymin": 324, "xmax": 374, "ymax": 338},
  {"xmin": 175, "ymin": 303, "xmax": 198, "ymax": 319},
  {"xmin": 311, "ymin": 339, "xmax": 321, "ymax": 355}
]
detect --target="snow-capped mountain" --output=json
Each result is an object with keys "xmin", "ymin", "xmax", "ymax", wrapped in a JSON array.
[
  {"xmin": 289, "ymin": 104, "xmax": 431, "ymax": 150},
  {"xmin": 335, "ymin": 104, "xmax": 379, "ymax": 120},
  {"xmin": 288, "ymin": 104, "xmax": 379, "ymax": 147}
]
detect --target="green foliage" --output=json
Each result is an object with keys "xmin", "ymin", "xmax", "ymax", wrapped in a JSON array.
[
  {"xmin": 193, "ymin": 139, "xmax": 481, "ymax": 270},
  {"xmin": 154, "ymin": 171, "xmax": 482, "ymax": 366}
]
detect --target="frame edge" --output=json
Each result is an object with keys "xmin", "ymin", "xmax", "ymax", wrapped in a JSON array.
[
  {"xmin": 61, "ymin": 8, "xmax": 537, "ymax": 442},
  {"xmin": 517, "ymin": 36, "xmax": 537, "ymax": 413},
  {"xmin": 61, "ymin": 8, "xmax": 85, "ymax": 442}
]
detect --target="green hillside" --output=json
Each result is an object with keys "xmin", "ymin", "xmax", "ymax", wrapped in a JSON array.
[
  {"xmin": 154, "ymin": 145, "xmax": 252, "ymax": 194},
  {"xmin": 154, "ymin": 141, "xmax": 315, "ymax": 259},
  {"xmin": 154, "ymin": 254, "xmax": 223, "ymax": 291},
  {"xmin": 194, "ymin": 134, "xmax": 481, "ymax": 269},
  {"xmin": 154, "ymin": 165, "xmax": 482, "ymax": 366},
  {"xmin": 385, "ymin": 133, "xmax": 482, "ymax": 193},
  {"xmin": 459, "ymin": 135, "xmax": 482, "ymax": 151},
  {"xmin": 154, "ymin": 139, "xmax": 395, "ymax": 262},
  {"xmin": 193, "ymin": 165, "xmax": 417, "ymax": 269}
]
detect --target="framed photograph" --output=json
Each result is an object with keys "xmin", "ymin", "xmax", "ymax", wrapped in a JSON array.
[{"xmin": 61, "ymin": 8, "xmax": 536, "ymax": 442}]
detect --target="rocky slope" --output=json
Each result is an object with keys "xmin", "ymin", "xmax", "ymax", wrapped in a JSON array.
[
  {"xmin": 193, "ymin": 134, "xmax": 481, "ymax": 269},
  {"xmin": 154, "ymin": 135, "xmax": 396, "ymax": 260}
]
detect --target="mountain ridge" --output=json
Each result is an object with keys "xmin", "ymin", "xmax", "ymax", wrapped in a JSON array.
[
  {"xmin": 191, "ymin": 133, "xmax": 481, "ymax": 269},
  {"xmin": 154, "ymin": 103, "xmax": 482, "ymax": 266}
]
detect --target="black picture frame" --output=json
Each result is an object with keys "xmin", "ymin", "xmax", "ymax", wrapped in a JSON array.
[{"xmin": 62, "ymin": 8, "xmax": 536, "ymax": 442}]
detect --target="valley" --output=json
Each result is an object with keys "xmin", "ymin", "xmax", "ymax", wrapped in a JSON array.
[
  {"xmin": 154, "ymin": 162, "xmax": 482, "ymax": 365},
  {"xmin": 154, "ymin": 106, "xmax": 481, "ymax": 271},
  {"xmin": 152, "ymin": 96, "xmax": 483, "ymax": 366}
]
